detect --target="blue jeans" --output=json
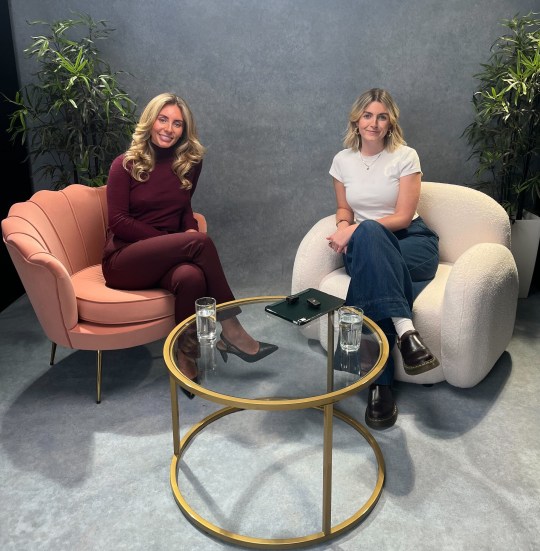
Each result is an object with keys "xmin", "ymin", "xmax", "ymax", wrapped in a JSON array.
[{"xmin": 343, "ymin": 217, "xmax": 439, "ymax": 385}]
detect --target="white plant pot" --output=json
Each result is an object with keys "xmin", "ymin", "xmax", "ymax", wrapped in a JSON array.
[{"xmin": 511, "ymin": 211, "xmax": 540, "ymax": 298}]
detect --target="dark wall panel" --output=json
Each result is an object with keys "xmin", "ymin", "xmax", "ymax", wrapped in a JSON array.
[{"xmin": 1, "ymin": 0, "xmax": 32, "ymax": 311}]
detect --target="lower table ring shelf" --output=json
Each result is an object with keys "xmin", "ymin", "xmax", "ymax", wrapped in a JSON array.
[{"xmin": 170, "ymin": 405, "xmax": 385, "ymax": 549}]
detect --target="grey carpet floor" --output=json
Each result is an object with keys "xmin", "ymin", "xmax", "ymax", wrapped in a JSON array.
[{"xmin": 1, "ymin": 290, "xmax": 539, "ymax": 551}]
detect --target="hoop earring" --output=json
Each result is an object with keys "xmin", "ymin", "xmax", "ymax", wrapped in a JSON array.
[
  {"xmin": 354, "ymin": 128, "xmax": 360, "ymax": 135},
  {"xmin": 387, "ymin": 130, "xmax": 393, "ymax": 137}
]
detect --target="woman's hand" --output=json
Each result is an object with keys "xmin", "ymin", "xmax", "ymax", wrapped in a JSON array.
[{"xmin": 326, "ymin": 224, "xmax": 357, "ymax": 254}]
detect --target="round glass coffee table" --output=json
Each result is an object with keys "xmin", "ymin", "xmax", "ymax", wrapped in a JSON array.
[{"xmin": 163, "ymin": 296, "xmax": 389, "ymax": 548}]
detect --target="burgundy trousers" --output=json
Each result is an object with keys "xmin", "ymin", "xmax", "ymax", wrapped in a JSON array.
[{"xmin": 102, "ymin": 232, "xmax": 235, "ymax": 323}]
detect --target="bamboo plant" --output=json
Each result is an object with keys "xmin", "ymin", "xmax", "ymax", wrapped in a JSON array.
[
  {"xmin": 5, "ymin": 12, "xmax": 137, "ymax": 189},
  {"xmin": 463, "ymin": 12, "xmax": 540, "ymax": 220}
]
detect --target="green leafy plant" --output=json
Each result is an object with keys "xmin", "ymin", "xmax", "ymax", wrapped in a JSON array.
[
  {"xmin": 463, "ymin": 12, "xmax": 540, "ymax": 220},
  {"xmin": 5, "ymin": 12, "xmax": 137, "ymax": 189}
]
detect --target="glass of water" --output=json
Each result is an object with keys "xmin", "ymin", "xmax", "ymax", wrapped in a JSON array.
[
  {"xmin": 195, "ymin": 297, "xmax": 217, "ymax": 341},
  {"xmin": 338, "ymin": 306, "xmax": 363, "ymax": 353}
]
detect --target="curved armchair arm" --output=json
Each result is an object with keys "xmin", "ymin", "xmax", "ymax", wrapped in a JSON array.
[
  {"xmin": 3, "ymin": 234, "xmax": 78, "ymax": 347},
  {"xmin": 441, "ymin": 243, "xmax": 518, "ymax": 387},
  {"xmin": 291, "ymin": 215, "xmax": 344, "ymax": 294}
]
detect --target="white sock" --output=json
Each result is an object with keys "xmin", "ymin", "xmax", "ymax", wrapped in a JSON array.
[{"xmin": 392, "ymin": 317, "xmax": 415, "ymax": 338}]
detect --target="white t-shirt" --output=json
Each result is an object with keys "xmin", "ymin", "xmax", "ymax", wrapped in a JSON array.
[{"xmin": 329, "ymin": 145, "xmax": 422, "ymax": 222}]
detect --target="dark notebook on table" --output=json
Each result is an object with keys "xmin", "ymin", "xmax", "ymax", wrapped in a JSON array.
[{"xmin": 265, "ymin": 288, "xmax": 345, "ymax": 326}]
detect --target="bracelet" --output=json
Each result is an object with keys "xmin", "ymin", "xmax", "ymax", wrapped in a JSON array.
[{"xmin": 336, "ymin": 219, "xmax": 350, "ymax": 227}]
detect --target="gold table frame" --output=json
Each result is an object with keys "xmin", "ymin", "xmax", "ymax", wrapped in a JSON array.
[{"xmin": 163, "ymin": 296, "xmax": 389, "ymax": 548}]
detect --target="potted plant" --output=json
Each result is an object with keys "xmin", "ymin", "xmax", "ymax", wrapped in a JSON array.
[
  {"xmin": 463, "ymin": 11, "xmax": 540, "ymax": 297},
  {"xmin": 4, "ymin": 12, "xmax": 137, "ymax": 189}
]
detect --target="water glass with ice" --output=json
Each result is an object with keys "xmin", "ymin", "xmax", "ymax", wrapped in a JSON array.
[
  {"xmin": 338, "ymin": 306, "xmax": 363, "ymax": 353},
  {"xmin": 195, "ymin": 297, "xmax": 217, "ymax": 341}
]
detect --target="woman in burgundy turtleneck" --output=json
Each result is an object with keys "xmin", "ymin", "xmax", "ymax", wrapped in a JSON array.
[{"xmin": 102, "ymin": 93, "xmax": 276, "ymax": 386}]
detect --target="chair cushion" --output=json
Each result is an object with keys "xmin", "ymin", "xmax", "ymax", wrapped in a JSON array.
[{"xmin": 72, "ymin": 265, "xmax": 174, "ymax": 325}]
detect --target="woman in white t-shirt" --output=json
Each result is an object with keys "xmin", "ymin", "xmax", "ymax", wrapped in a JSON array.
[{"xmin": 327, "ymin": 88, "xmax": 439, "ymax": 430}]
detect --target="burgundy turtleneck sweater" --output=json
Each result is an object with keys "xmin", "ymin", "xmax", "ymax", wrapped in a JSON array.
[{"xmin": 103, "ymin": 145, "xmax": 203, "ymax": 259}]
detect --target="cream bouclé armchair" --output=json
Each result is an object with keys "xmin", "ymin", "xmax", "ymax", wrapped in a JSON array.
[
  {"xmin": 2, "ymin": 184, "xmax": 207, "ymax": 403},
  {"xmin": 291, "ymin": 182, "xmax": 519, "ymax": 388}
]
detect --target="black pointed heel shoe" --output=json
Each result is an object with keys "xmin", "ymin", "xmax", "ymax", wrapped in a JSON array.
[
  {"xmin": 216, "ymin": 332, "xmax": 278, "ymax": 363},
  {"xmin": 180, "ymin": 377, "xmax": 199, "ymax": 400}
]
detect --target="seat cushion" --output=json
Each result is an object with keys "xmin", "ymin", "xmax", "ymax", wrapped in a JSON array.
[{"xmin": 72, "ymin": 265, "xmax": 174, "ymax": 325}]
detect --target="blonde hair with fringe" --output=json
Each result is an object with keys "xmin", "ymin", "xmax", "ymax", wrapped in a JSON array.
[
  {"xmin": 343, "ymin": 88, "xmax": 406, "ymax": 153},
  {"xmin": 123, "ymin": 93, "xmax": 206, "ymax": 189}
]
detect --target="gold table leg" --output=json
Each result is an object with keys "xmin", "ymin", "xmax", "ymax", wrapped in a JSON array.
[
  {"xmin": 322, "ymin": 310, "xmax": 335, "ymax": 534},
  {"xmin": 170, "ymin": 375, "xmax": 180, "ymax": 456},
  {"xmin": 322, "ymin": 403, "xmax": 333, "ymax": 535}
]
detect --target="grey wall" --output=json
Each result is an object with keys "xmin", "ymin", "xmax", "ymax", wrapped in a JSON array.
[{"xmin": 7, "ymin": 0, "xmax": 538, "ymax": 295}]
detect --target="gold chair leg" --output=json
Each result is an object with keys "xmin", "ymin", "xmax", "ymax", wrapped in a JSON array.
[
  {"xmin": 96, "ymin": 350, "xmax": 103, "ymax": 404},
  {"xmin": 49, "ymin": 342, "xmax": 57, "ymax": 365}
]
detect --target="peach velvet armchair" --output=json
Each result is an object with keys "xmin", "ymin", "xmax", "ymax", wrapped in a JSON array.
[
  {"xmin": 2, "ymin": 184, "xmax": 207, "ymax": 403},
  {"xmin": 291, "ymin": 182, "xmax": 519, "ymax": 388}
]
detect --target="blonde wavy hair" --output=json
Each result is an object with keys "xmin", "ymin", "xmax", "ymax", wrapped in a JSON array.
[
  {"xmin": 343, "ymin": 88, "xmax": 406, "ymax": 153},
  {"xmin": 123, "ymin": 93, "xmax": 206, "ymax": 189}
]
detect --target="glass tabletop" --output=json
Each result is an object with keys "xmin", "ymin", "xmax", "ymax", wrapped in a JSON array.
[{"xmin": 163, "ymin": 296, "xmax": 388, "ymax": 409}]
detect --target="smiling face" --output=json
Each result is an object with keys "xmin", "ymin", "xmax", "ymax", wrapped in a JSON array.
[
  {"xmin": 356, "ymin": 101, "xmax": 391, "ymax": 149},
  {"xmin": 150, "ymin": 104, "xmax": 184, "ymax": 148}
]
